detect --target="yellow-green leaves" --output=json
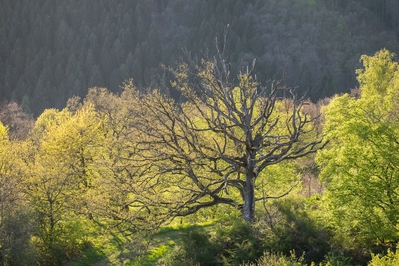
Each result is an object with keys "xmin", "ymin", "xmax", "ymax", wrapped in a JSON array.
[
  {"xmin": 0, "ymin": 121, "xmax": 36, "ymax": 264},
  {"xmin": 0, "ymin": 121, "xmax": 8, "ymax": 142},
  {"xmin": 369, "ymin": 245, "xmax": 399, "ymax": 266},
  {"xmin": 318, "ymin": 49, "xmax": 399, "ymax": 245},
  {"xmin": 356, "ymin": 49, "xmax": 399, "ymax": 101},
  {"xmin": 21, "ymin": 104, "xmax": 105, "ymax": 259}
]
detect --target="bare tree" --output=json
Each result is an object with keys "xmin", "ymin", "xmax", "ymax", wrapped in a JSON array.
[
  {"xmin": 128, "ymin": 57, "xmax": 325, "ymax": 222},
  {"xmin": 0, "ymin": 102, "xmax": 34, "ymax": 140}
]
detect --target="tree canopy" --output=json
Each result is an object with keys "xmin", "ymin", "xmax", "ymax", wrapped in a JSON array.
[
  {"xmin": 317, "ymin": 49, "xmax": 399, "ymax": 245},
  {"xmin": 1, "ymin": 47, "xmax": 399, "ymax": 264}
]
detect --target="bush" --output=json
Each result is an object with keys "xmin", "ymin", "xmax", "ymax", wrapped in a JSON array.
[
  {"xmin": 241, "ymin": 251, "xmax": 305, "ymax": 266},
  {"xmin": 162, "ymin": 216, "xmax": 264, "ymax": 266},
  {"xmin": 262, "ymin": 197, "xmax": 333, "ymax": 263},
  {"xmin": 162, "ymin": 198, "xmax": 359, "ymax": 265},
  {"xmin": 33, "ymin": 217, "xmax": 93, "ymax": 265},
  {"xmin": 214, "ymin": 216, "xmax": 263, "ymax": 265},
  {"xmin": 368, "ymin": 246, "xmax": 399, "ymax": 266},
  {"xmin": 162, "ymin": 227, "xmax": 221, "ymax": 266}
]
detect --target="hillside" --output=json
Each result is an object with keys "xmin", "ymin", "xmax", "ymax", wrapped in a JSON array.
[{"xmin": 0, "ymin": 0, "xmax": 398, "ymax": 115}]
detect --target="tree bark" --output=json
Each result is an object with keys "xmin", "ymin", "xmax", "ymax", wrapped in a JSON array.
[
  {"xmin": 242, "ymin": 141, "xmax": 257, "ymax": 222},
  {"xmin": 242, "ymin": 173, "xmax": 255, "ymax": 222}
]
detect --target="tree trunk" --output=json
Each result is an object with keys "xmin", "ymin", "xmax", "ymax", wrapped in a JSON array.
[
  {"xmin": 242, "ymin": 173, "xmax": 255, "ymax": 222},
  {"xmin": 242, "ymin": 129, "xmax": 257, "ymax": 222},
  {"xmin": 242, "ymin": 145, "xmax": 256, "ymax": 222}
]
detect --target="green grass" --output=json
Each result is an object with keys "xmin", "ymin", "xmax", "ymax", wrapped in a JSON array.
[
  {"xmin": 157, "ymin": 219, "xmax": 216, "ymax": 233},
  {"xmin": 67, "ymin": 245, "xmax": 107, "ymax": 266},
  {"xmin": 126, "ymin": 241, "xmax": 175, "ymax": 266},
  {"xmin": 69, "ymin": 219, "xmax": 219, "ymax": 265},
  {"xmin": 66, "ymin": 218, "xmax": 137, "ymax": 265},
  {"xmin": 126, "ymin": 220, "xmax": 218, "ymax": 265}
]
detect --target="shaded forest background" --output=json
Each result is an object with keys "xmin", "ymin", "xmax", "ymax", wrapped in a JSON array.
[{"xmin": 1, "ymin": 0, "xmax": 399, "ymax": 116}]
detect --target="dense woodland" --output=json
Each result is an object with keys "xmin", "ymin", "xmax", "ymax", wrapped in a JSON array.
[
  {"xmin": 2, "ymin": 1, "xmax": 399, "ymax": 266},
  {"xmin": 1, "ymin": 48, "xmax": 399, "ymax": 265},
  {"xmin": 1, "ymin": 0, "xmax": 399, "ymax": 115}
]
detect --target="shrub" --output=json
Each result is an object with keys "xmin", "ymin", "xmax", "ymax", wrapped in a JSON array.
[
  {"xmin": 263, "ymin": 197, "xmax": 332, "ymax": 263},
  {"xmin": 214, "ymin": 216, "xmax": 263, "ymax": 265},
  {"xmin": 368, "ymin": 246, "xmax": 399, "ymax": 266},
  {"xmin": 162, "ymin": 216, "xmax": 264, "ymax": 266},
  {"xmin": 33, "ymin": 217, "xmax": 92, "ymax": 265},
  {"xmin": 162, "ymin": 227, "xmax": 221, "ymax": 266},
  {"xmin": 241, "ymin": 251, "xmax": 305, "ymax": 266}
]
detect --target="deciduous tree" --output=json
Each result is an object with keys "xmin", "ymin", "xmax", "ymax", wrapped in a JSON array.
[
  {"xmin": 102, "ymin": 59, "xmax": 324, "ymax": 224},
  {"xmin": 317, "ymin": 49, "xmax": 399, "ymax": 245},
  {"xmin": 23, "ymin": 105, "xmax": 101, "ymax": 262},
  {"xmin": 0, "ymin": 122, "xmax": 35, "ymax": 265}
]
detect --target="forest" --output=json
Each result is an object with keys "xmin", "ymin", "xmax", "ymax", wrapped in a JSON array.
[
  {"xmin": 2, "ymin": 0, "xmax": 399, "ymax": 266},
  {"xmin": 1, "ymin": 0, "xmax": 399, "ymax": 116},
  {"xmin": 1, "ymin": 48, "xmax": 399, "ymax": 265}
]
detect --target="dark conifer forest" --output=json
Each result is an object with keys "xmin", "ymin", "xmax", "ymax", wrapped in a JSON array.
[{"xmin": 1, "ymin": 0, "xmax": 398, "ymax": 115}]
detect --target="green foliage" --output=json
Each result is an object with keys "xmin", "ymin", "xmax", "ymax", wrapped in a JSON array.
[
  {"xmin": 0, "ymin": 208, "xmax": 36, "ymax": 265},
  {"xmin": 320, "ymin": 253, "xmax": 355, "ymax": 266},
  {"xmin": 0, "ymin": 121, "xmax": 7, "ymax": 140},
  {"xmin": 215, "ymin": 216, "xmax": 263, "ymax": 265},
  {"xmin": 16, "ymin": 104, "xmax": 105, "ymax": 264},
  {"xmin": 32, "ymin": 217, "xmax": 94, "ymax": 265},
  {"xmin": 159, "ymin": 210, "xmax": 356, "ymax": 265},
  {"xmin": 145, "ymin": 241, "xmax": 175, "ymax": 264},
  {"xmin": 172, "ymin": 229, "xmax": 219, "ymax": 266},
  {"xmin": 0, "ymin": 122, "xmax": 37, "ymax": 265},
  {"xmin": 3, "ymin": 23, "xmax": 399, "ymax": 263},
  {"xmin": 242, "ymin": 251, "xmax": 305, "ymax": 266},
  {"xmin": 162, "ymin": 215, "xmax": 263, "ymax": 266},
  {"xmin": 369, "ymin": 246, "xmax": 399, "ymax": 266},
  {"xmin": 317, "ymin": 49, "xmax": 399, "ymax": 246},
  {"xmin": 244, "ymin": 250, "xmax": 355, "ymax": 266},
  {"xmin": 261, "ymin": 197, "xmax": 335, "ymax": 264}
]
